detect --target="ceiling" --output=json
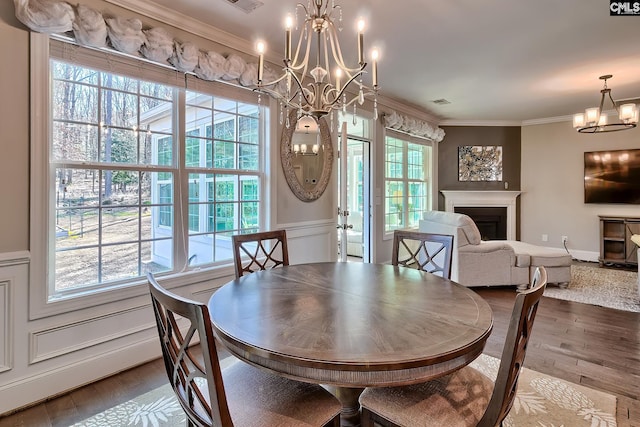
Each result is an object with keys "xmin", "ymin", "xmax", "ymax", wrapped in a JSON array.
[{"xmin": 142, "ymin": 0, "xmax": 640, "ymax": 125}]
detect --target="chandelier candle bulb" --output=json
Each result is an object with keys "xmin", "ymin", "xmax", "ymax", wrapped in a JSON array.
[
  {"xmin": 357, "ymin": 19, "xmax": 365, "ymax": 65},
  {"xmin": 371, "ymin": 48, "xmax": 379, "ymax": 87},
  {"xmin": 285, "ymin": 15, "xmax": 293, "ymax": 62},
  {"xmin": 256, "ymin": 41, "xmax": 265, "ymax": 83},
  {"xmin": 620, "ymin": 103, "xmax": 637, "ymax": 122},
  {"xmin": 585, "ymin": 107, "xmax": 600, "ymax": 126}
]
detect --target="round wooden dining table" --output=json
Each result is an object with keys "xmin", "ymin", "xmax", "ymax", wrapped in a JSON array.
[{"xmin": 208, "ymin": 262, "xmax": 493, "ymax": 426}]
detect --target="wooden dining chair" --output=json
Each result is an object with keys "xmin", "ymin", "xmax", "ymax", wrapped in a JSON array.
[
  {"xmin": 359, "ymin": 266, "xmax": 548, "ymax": 427},
  {"xmin": 147, "ymin": 273, "xmax": 342, "ymax": 427},
  {"xmin": 232, "ymin": 230, "xmax": 289, "ymax": 279},
  {"xmin": 391, "ymin": 230, "xmax": 454, "ymax": 279}
]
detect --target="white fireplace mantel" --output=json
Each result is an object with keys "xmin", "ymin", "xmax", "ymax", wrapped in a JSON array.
[{"xmin": 441, "ymin": 191, "xmax": 522, "ymax": 240}]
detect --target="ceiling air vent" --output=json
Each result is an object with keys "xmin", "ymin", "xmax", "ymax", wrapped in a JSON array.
[
  {"xmin": 432, "ymin": 99, "xmax": 451, "ymax": 105},
  {"xmin": 225, "ymin": 0, "xmax": 264, "ymax": 13}
]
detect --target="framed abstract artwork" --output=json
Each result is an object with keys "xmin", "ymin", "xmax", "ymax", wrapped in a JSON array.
[{"xmin": 458, "ymin": 146, "xmax": 503, "ymax": 181}]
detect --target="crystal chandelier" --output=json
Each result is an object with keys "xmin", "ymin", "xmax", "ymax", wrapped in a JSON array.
[
  {"xmin": 255, "ymin": 0, "xmax": 380, "ymax": 125},
  {"xmin": 573, "ymin": 75, "xmax": 638, "ymax": 133}
]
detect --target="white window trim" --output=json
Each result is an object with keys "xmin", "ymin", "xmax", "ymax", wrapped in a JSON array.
[
  {"xmin": 382, "ymin": 128, "xmax": 437, "ymax": 240},
  {"xmin": 29, "ymin": 34, "xmax": 272, "ymax": 319}
]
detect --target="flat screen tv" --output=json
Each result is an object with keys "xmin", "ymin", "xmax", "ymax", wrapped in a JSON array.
[{"xmin": 584, "ymin": 149, "xmax": 640, "ymax": 204}]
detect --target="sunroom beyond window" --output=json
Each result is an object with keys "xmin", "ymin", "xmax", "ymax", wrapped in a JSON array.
[
  {"xmin": 384, "ymin": 134, "xmax": 432, "ymax": 232},
  {"xmin": 51, "ymin": 59, "xmax": 263, "ymax": 296}
]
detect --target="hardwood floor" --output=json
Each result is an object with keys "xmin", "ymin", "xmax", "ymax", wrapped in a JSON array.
[
  {"xmin": 476, "ymin": 287, "xmax": 640, "ymax": 427},
  {"xmin": 1, "ymin": 288, "xmax": 639, "ymax": 426}
]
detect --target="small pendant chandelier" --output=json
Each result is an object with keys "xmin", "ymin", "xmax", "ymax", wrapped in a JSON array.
[{"xmin": 573, "ymin": 75, "xmax": 638, "ymax": 133}]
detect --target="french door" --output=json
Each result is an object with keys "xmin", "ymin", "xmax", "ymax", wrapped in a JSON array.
[{"xmin": 338, "ymin": 122, "xmax": 371, "ymax": 262}]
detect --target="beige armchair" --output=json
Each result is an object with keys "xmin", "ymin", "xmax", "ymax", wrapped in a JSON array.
[{"xmin": 419, "ymin": 211, "xmax": 571, "ymax": 288}]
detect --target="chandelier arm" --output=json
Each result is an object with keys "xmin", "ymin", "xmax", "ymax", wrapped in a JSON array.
[
  {"xmin": 321, "ymin": 81, "xmax": 336, "ymax": 105},
  {"xmin": 607, "ymin": 91, "xmax": 621, "ymax": 115},
  {"xmin": 331, "ymin": 3, "xmax": 342, "ymax": 17},
  {"xmin": 325, "ymin": 20, "xmax": 362, "ymax": 74},
  {"xmin": 258, "ymin": 65, "xmax": 293, "ymax": 88},
  {"xmin": 254, "ymin": 84, "xmax": 305, "ymax": 112},
  {"xmin": 289, "ymin": 19, "xmax": 314, "ymax": 72},
  {"xmin": 296, "ymin": 2, "xmax": 309, "ymax": 17},
  {"xmin": 319, "ymin": 0, "xmax": 328, "ymax": 16},
  {"xmin": 338, "ymin": 88, "xmax": 377, "ymax": 109},
  {"xmin": 288, "ymin": 70, "xmax": 315, "ymax": 106},
  {"xmin": 322, "ymin": 26, "xmax": 332, "ymax": 92},
  {"xmin": 596, "ymin": 91, "xmax": 606, "ymax": 122},
  {"xmin": 332, "ymin": 68, "xmax": 367, "ymax": 101},
  {"xmin": 253, "ymin": 85, "xmax": 290, "ymax": 101}
]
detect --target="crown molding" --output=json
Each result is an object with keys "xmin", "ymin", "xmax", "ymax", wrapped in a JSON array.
[
  {"xmin": 103, "ymin": 0, "xmax": 254, "ymax": 55},
  {"xmin": 377, "ymin": 95, "xmax": 442, "ymax": 126},
  {"xmin": 439, "ymin": 119, "xmax": 523, "ymax": 127},
  {"xmin": 521, "ymin": 115, "xmax": 573, "ymax": 126}
]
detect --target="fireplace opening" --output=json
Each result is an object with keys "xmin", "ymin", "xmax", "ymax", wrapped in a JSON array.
[{"xmin": 454, "ymin": 207, "xmax": 507, "ymax": 240}]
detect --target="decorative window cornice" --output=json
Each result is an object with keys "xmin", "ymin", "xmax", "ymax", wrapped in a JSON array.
[
  {"xmin": 13, "ymin": 0, "xmax": 267, "ymax": 90},
  {"xmin": 383, "ymin": 110, "xmax": 445, "ymax": 142}
]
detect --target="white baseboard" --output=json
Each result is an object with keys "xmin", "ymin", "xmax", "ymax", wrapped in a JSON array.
[
  {"xmin": 0, "ymin": 338, "xmax": 161, "ymax": 416},
  {"xmin": 568, "ymin": 249, "xmax": 599, "ymax": 263}
]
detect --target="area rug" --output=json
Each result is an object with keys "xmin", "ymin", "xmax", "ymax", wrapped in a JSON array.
[
  {"xmin": 470, "ymin": 354, "xmax": 617, "ymax": 427},
  {"xmin": 544, "ymin": 263, "xmax": 640, "ymax": 312},
  {"xmin": 70, "ymin": 355, "xmax": 618, "ymax": 427}
]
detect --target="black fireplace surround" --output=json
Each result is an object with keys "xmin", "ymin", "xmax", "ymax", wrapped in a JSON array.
[{"xmin": 454, "ymin": 207, "xmax": 507, "ymax": 240}]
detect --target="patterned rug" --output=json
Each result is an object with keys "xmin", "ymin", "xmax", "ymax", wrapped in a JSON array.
[
  {"xmin": 69, "ymin": 355, "xmax": 617, "ymax": 427},
  {"xmin": 544, "ymin": 264, "xmax": 640, "ymax": 312},
  {"xmin": 470, "ymin": 354, "xmax": 617, "ymax": 427}
]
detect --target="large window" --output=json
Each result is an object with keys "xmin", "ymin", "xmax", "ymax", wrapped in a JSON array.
[
  {"xmin": 47, "ymin": 45, "xmax": 265, "ymax": 300},
  {"xmin": 384, "ymin": 133, "xmax": 433, "ymax": 232}
]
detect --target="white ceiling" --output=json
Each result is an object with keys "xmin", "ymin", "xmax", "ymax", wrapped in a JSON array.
[{"xmin": 141, "ymin": 0, "xmax": 640, "ymax": 125}]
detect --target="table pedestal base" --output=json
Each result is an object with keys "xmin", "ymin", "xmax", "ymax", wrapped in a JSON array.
[{"xmin": 324, "ymin": 386, "xmax": 365, "ymax": 427}]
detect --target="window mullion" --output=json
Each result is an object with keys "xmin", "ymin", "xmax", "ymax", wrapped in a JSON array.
[
  {"xmin": 403, "ymin": 142, "xmax": 409, "ymax": 228},
  {"xmin": 174, "ymin": 87, "xmax": 188, "ymax": 272}
]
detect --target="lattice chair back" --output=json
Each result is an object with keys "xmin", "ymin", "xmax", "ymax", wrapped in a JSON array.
[
  {"xmin": 392, "ymin": 230, "xmax": 454, "ymax": 279},
  {"xmin": 359, "ymin": 267, "xmax": 547, "ymax": 427},
  {"xmin": 147, "ymin": 273, "xmax": 232, "ymax": 427},
  {"xmin": 478, "ymin": 266, "xmax": 548, "ymax": 427},
  {"xmin": 232, "ymin": 230, "xmax": 289, "ymax": 279}
]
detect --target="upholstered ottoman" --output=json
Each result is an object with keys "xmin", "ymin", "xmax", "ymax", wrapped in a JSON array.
[{"xmin": 507, "ymin": 241, "xmax": 572, "ymax": 287}]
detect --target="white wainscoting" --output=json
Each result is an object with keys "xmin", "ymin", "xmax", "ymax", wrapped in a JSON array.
[
  {"xmin": 0, "ymin": 251, "xmax": 231, "ymax": 415},
  {"xmin": 279, "ymin": 219, "xmax": 339, "ymax": 264},
  {"xmin": 0, "ymin": 275, "xmax": 13, "ymax": 373},
  {"xmin": 0, "ymin": 221, "xmax": 337, "ymax": 415}
]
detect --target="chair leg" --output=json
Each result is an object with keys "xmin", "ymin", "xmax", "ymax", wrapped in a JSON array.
[
  {"xmin": 361, "ymin": 407, "xmax": 400, "ymax": 427},
  {"xmin": 324, "ymin": 414, "xmax": 341, "ymax": 427},
  {"xmin": 360, "ymin": 407, "xmax": 375, "ymax": 427}
]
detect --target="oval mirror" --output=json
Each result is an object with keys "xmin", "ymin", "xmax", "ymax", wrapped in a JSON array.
[{"xmin": 280, "ymin": 111, "xmax": 334, "ymax": 202}]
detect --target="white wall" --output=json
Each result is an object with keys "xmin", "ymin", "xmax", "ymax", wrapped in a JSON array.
[
  {"xmin": 521, "ymin": 120, "xmax": 640, "ymax": 261},
  {"xmin": 0, "ymin": 1, "xmax": 29, "ymax": 253}
]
